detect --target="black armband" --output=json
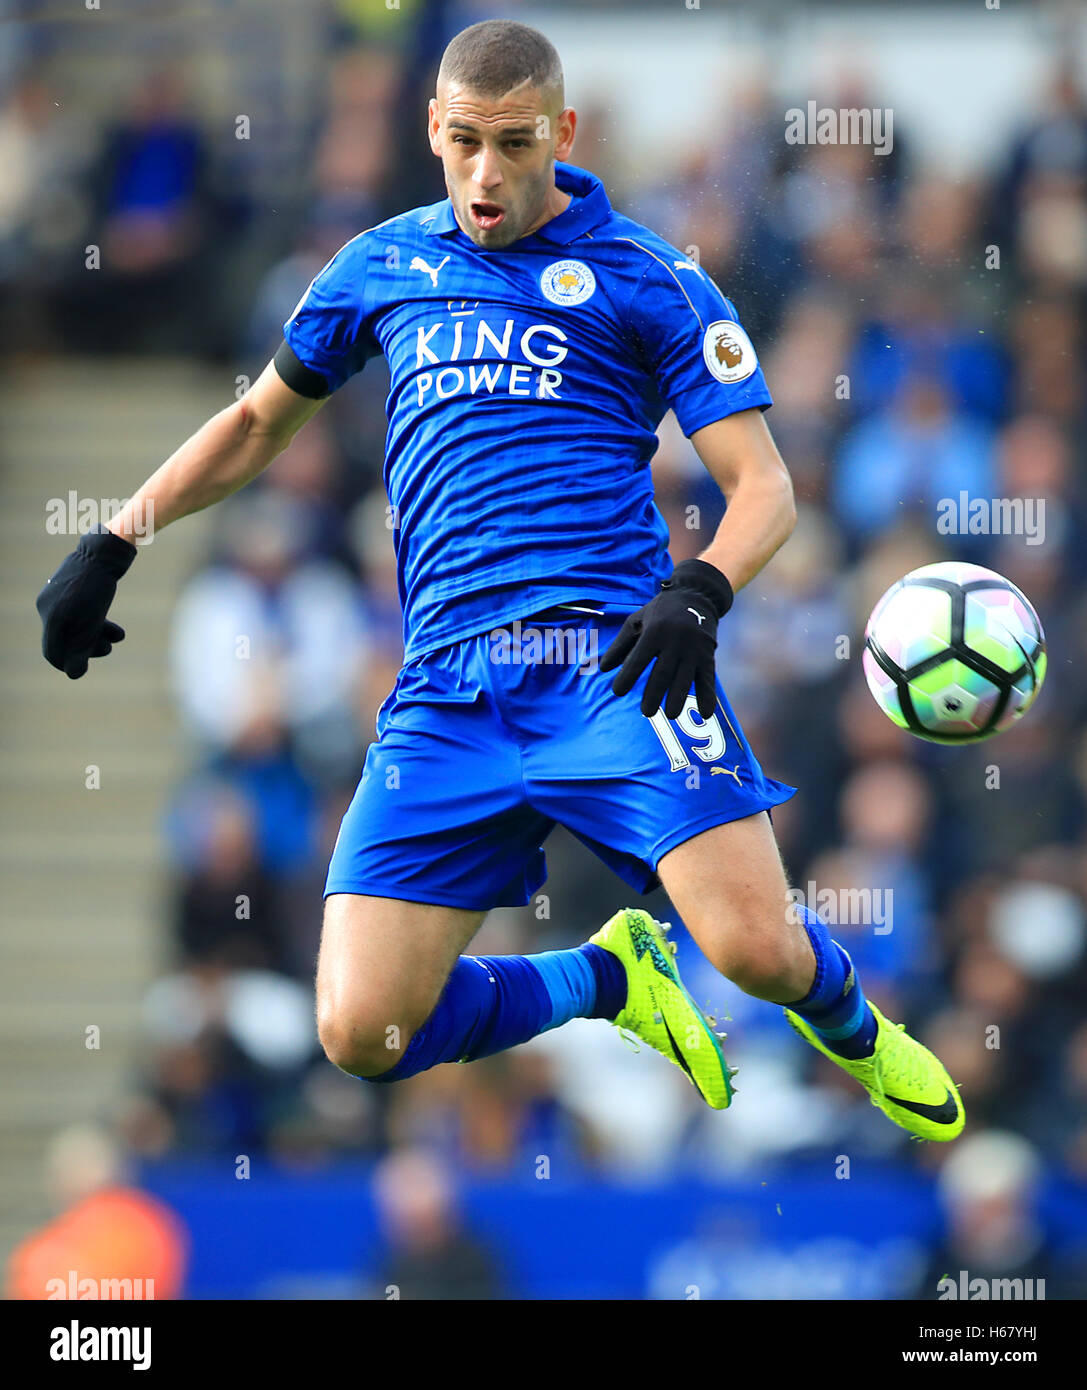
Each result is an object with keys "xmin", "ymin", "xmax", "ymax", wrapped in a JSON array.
[{"xmin": 273, "ymin": 340, "xmax": 332, "ymax": 400}]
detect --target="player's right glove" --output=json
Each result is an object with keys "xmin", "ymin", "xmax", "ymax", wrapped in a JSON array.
[{"xmin": 36, "ymin": 524, "xmax": 137, "ymax": 679}]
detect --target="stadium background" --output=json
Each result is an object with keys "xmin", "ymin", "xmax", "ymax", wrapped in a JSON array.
[{"xmin": 3, "ymin": 0, "xmax": 1087, "ymax": 1299}]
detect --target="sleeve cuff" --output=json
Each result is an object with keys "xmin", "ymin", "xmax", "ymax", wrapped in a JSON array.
[{"xmin": 672, "ymin": 383, "xmax": 774, "ymax": 438}]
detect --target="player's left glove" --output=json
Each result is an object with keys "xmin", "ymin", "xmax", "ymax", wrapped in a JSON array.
[{"xmin": 599, "ymin": 557, "xmax": 733, "ymax": 720}]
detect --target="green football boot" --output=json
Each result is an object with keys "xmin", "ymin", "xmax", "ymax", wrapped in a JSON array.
[
  {"xmin": 589, "ymin": 908, "xmax": 735, "ymax": 1110},
  {"xmin": 785, "ymin": 1002, "xmax": 965, "ymax": 1141}
]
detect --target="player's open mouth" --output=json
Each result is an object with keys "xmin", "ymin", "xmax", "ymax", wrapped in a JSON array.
[{"xmin": 470, "ymin": 201, "xmax": 505, "ymax": 230}]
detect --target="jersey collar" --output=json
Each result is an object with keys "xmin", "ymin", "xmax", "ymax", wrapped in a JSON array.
[{"xmin": 424, "ymin": 162, "xmax": 611, "ymax": 245}]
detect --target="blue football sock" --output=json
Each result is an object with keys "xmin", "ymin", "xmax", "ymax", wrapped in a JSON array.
[
  {"xmin": 366, "ymin": 943, "xmax": 627, "ymax": 1084},
  {"xmin": 786, "ymin": 905, "xmax": 877, "ymax": 1060},
  {"xmin": 574, "ymin": 943, "xmax": 627, "ymax": 1022}
]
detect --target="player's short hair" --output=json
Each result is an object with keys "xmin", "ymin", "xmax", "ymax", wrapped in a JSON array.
[{"xmin": 438, "ymin": 20, "xmax": 563, "ymax": 104}]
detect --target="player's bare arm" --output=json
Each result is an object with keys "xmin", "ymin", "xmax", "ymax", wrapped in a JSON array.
[
  {"xmin": 35, "ymin": 361, "xmax": 321, "ymax": 678},
  {"xmin": 108, "ymin": 361, "xmax": 324, "ymax": 543},
  {"xmin": 688, "ymin": 407, "xmax": 797, "ymax": 591}
]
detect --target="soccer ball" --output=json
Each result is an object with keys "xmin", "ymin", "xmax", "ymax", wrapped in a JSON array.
[{"xmin": 862, "ymin": 561, "xmax": 1047, "ymax": 743}]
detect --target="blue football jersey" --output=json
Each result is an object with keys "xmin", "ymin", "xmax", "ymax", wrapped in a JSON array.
[{"xmin": 282, "ymin": 161, "xmax": 773, "ymax": 660}]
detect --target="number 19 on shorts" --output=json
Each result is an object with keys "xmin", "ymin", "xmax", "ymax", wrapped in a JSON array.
[{"xmin": 648, "ymin": 695, "xmax": 728, "ymax": 771}]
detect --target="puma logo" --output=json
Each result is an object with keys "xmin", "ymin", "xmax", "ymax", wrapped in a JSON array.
[
  {"xmin": 710, "ymin": 764, "xmax": 743, "ymax": 785},
  {"xmin": 410, "ymin": 254, "xmax": 450, "ymax": 288},
  {"xmin": 687, "ymin": 607, "xmax": 706, "ymax": 625}
]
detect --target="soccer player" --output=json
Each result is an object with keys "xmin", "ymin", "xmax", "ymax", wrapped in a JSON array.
[{"xmin": 37, "ymin": 20, "xmax": 964, "ymax": 1140}]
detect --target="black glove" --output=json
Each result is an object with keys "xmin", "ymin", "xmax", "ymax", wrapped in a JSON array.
[
  {"xmin": 36, "ymin": 525, "xmax": 137, "ymax": 679},
  {"xmin": 599, "ymin": 558, "xmax": 733, "ymax": 719}
]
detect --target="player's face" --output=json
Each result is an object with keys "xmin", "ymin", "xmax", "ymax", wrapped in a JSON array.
[{"xmin": 428, "ymin": 80, "xmax": 576, "ymax": 249}]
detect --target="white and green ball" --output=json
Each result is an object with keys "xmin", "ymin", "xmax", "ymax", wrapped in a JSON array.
[{"xmin": 863, "ymin": 561, "xmax": 1047, "ymax": 743}]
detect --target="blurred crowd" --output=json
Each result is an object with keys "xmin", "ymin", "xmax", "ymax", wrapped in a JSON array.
[{"xmin": 5, "ymin": 3, "xmax": 1087, "ymax": 1298}]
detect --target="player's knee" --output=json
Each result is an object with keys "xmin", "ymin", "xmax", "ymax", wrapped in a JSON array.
[
  {"xmin": 713, "ymin": 933, "xmax": 808, "ymax": 1002},
  {"xmin": 317, "ymin": 1004, "xmax": 414, "ymax": 1078}
]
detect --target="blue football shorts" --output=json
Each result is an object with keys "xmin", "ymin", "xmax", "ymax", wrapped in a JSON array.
[{"xmin": 325, "ymin": 604, "xmax": 796, "ymax": 909}]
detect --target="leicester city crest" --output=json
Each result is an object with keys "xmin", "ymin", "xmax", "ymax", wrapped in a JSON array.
[{"xmin": 540, "ymin": 259, "xmax": 596, "ymax": 307}]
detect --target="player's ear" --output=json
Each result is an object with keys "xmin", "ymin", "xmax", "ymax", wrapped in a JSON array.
[
  {"xmin": 554, "ymin": 107, "xmax": 577, "ymax": 162},
  {"xmin": 427, "ymin": 97, "xmax": 442, "ymax": 157}
]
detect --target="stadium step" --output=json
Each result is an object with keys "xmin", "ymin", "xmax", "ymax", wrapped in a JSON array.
[{"xmin": 0, "ymin": 358, "xmax": 222, "ymax": 1266}]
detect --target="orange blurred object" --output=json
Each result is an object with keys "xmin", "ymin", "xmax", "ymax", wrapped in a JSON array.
[{"xmin": 7, "ymin": 1187, "xmax": 188, "ymax": 1300}]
